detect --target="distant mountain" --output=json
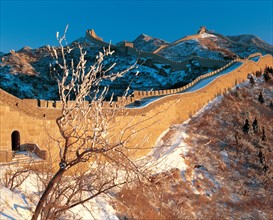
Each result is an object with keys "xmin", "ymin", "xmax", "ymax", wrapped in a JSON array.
[
  {"xmin": 132, "ymin": 34, "xmax": 169, "ymax": 52},
  {"xmin": 227, "ymin": 34, "xmax": 273, "ymax": 51}
]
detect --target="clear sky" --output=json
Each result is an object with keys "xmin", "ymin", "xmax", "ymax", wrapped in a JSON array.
[{"xmin": 0, "ymin": 0, "xmax": 272, "ymax": 53}]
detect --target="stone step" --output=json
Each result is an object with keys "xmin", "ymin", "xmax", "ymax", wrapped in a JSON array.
[
  {"xmin": 11, "ymin": 151, "xmax": 45, "ymax": 164},
  {"xmin": 12, "ymin": 157, "xmax": 44, "ymax": 165},
  {"xmin": 14, "ymin": 154, "xmax": 30, "ymax": 159}
]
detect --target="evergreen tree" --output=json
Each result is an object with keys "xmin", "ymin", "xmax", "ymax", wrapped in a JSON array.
[
  {"xmin": 261, "ymin": 127, "xmax": 267, "ymax": 141},
  {"xmin": 270, "ymin": 101, "xmax": 273, "ymax": 109},
  {"xmin": 255, "ymin": 70, "xmax": 262, "ymax": 77},
  {"xmin": 249, "ymin": 75, "xmax": 255, "ymax": 86},
  {"xmin": 258, "ymin": 150, "xmax": 265, "ymax": 164},
  {"xmin": 242, "ymin": 119, "xmax": 250, "ymax": 134},
  {"xmin": 263, "ymin": 71, "xmax": 271, "ymax": 82},
  {"xmin": 258, "ymin": 91, "xmax": 265, "ymax": 104},
  {"xmin": 234, "ymin": 131, "xmax": 239, "ymax": 145},
  {"xmin": 263, "ymin": 165, "xmax": 269, "ymax": 174},
  {"xmin": 267, "ymin": 66, "xmax": 273, "ymax": 73},
  {"xmin": 252, "ymin": 118, "xmax": 259, "ymax": 133}
]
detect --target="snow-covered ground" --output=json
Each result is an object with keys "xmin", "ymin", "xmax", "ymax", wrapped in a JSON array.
[
  {"xmin": 0, "ymin": 187, "xmax": 33, "ymax": 220},
  {"xmin": 249, "ymin": 56, "xmax": 260, "ymax": 62},
  {"xmin": 139, "ymin": 124, "xmax": 190, "ymax": 173},
  {"xmin": 158, "ymin": 39, "xmax": 228, "ymax": 61}
]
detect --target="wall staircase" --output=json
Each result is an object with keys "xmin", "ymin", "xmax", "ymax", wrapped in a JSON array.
[{"xmin": 11, "ymin": 151, "xmax": 45, "ymax": 165}]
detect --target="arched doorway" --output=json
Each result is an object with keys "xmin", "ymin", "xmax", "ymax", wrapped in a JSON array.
[{"xmin": 11, "ymin": 131, "xmax": 20, "ymax": 151}]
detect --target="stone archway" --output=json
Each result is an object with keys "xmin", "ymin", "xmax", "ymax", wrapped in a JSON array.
[{"xmin": 11, "ymin": 130, "xmax": 20, "ymax": 151}]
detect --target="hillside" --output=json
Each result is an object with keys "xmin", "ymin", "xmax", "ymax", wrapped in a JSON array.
[{"xmin": 113, "ymin": 73, "xmax": 273, "ymax": 219}]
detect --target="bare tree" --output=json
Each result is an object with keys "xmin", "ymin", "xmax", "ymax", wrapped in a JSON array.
[
  {"xmin": 31, "ymin": 26, "xmax": 151, "ymax": 220},
  {"xmin": 2, "ymin": 165, "xmax": 30, "ymax": 191}
]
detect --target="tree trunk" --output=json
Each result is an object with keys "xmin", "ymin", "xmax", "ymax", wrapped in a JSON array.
[{"xmin": 31, "ymin": 168, "xmax": 65, "ymax": 220}]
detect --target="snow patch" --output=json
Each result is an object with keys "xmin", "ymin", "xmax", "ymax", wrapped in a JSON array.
[
  {"xmin": 200, "ymin": 33, "xmax": 216, "ymax": 38},
  {"xmin": 140, "ymin": 124, "xmax": 190, "ymax": 173},
  {"xmin": 0, "ymin": 187, "xmax": 33, "ymax": 220}
]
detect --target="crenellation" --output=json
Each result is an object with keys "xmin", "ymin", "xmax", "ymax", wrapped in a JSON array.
[
  {"xmin": 39, "ymin": 100, "xmax": 48, "ymax": 108},
  {"xmin": 47, "ymin": 101, "xmax": 55, "ymax": 108},
  {"xmin": 55, "ymin": 101, "xmax": 62, "ymax": 108}
]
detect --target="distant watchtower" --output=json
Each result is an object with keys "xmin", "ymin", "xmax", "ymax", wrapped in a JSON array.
[
  {"xmin": 197, "ymin": 26, "xmax": 207, "ymax": 34},
  {"xmin": 89, "ymin": 29, "xmax": 103, "ymax": 41}
]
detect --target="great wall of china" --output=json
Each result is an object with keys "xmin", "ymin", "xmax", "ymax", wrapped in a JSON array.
[{"xmin": 0, "ymin": 30, "xmax": 272, "ymax": 164}]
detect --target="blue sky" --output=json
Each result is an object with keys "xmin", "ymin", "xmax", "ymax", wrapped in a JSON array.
[{"xmin": 0, "ymin": 0, "xmax": 272, "ymax": 53}]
